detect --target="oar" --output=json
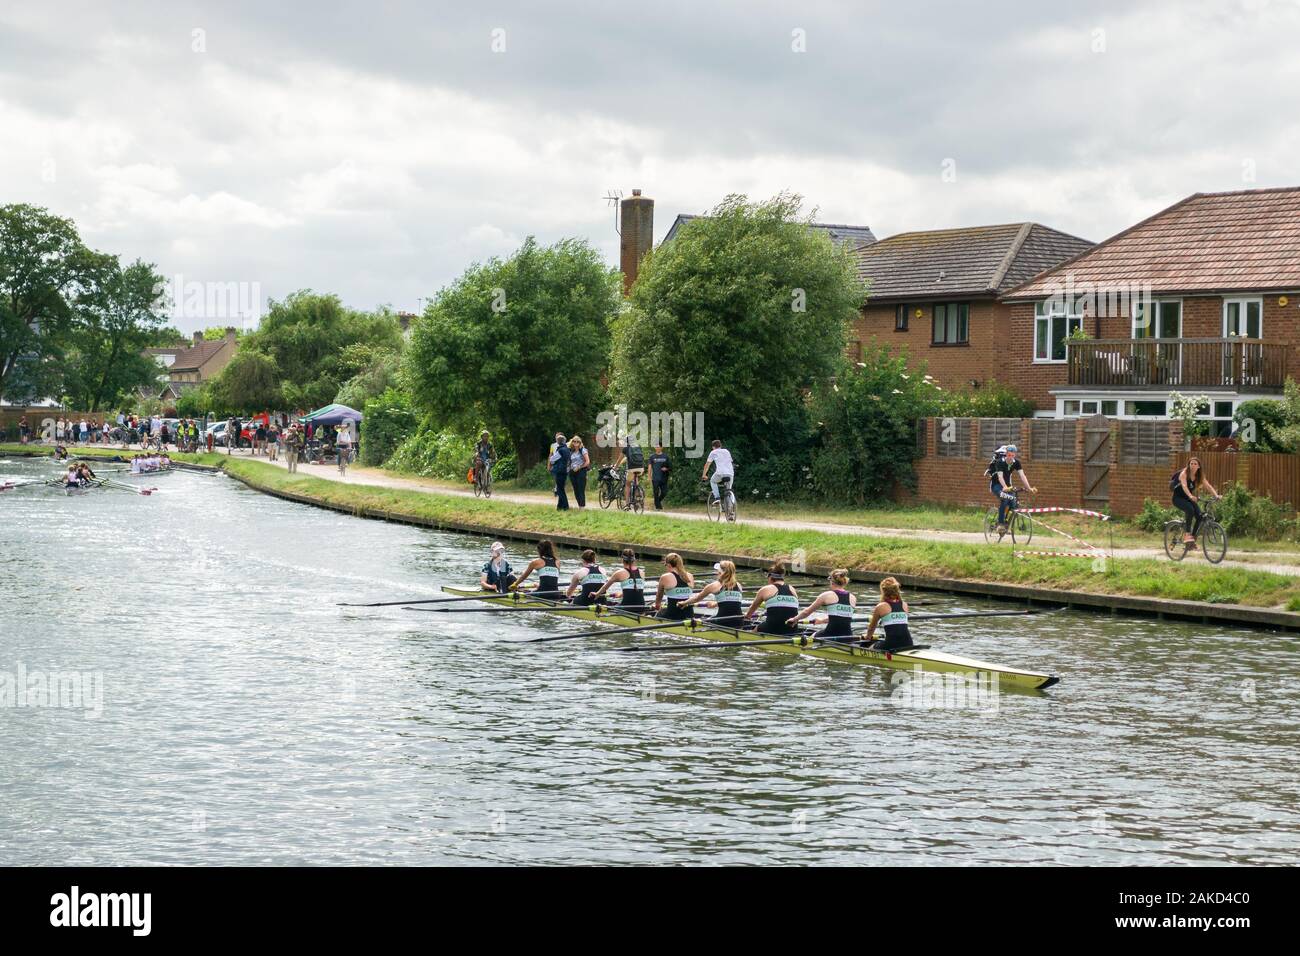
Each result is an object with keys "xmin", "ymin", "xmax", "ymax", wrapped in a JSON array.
[
  {"xmin": 102, "ymin": 478, "xmax": 156, "ymax": 496},
  {"xmin": 904, "ymin": 607, "xmax": 1064, "ymax": 621},
  {"xmin": 509, "ymin": 619, "xmax": 690, "ymax": 643},
  {"xmin": 405, "ymin": 604, "xmax": 605, "ymax": 615},
  {"xmin": 339, "ymin": 594, "xmax": 518, "ymax": 608},
  {"xmin": 615, "ymin": 633, "xmax": 838, "ymax": 653}
]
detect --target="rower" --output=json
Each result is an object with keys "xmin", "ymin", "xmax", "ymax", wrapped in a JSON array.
[
  {"xmin": 792, "ymin": 568, "xmax": 857, "ymax": 641},
  {"xmin": 744, "ymin": 562, "xmax": 800, "ymax": 633},
  {"xmin": 594, "ymin": 549, "xmax": 647, "ymax": 610},
  {"xmin": 512, "ymin": 540, "xmax": 562, "ymax": 599},
  {"xmin": 866, "ymin": 577, "xmax": 914, "ymax": 651},
  {"xmin": 479, "ymin": 541, "xmax": 517, "ymax": 594},
  {"xmin": 654, "ymin": 552, "xmax": 695, "ymax": 620},
  {"xmin": 680, "ymin": 561, "xmax": 744, "ymax": 626},
  {"xmin": 566, "ymin": 549, "xmax": 607, "ymax": 606}
]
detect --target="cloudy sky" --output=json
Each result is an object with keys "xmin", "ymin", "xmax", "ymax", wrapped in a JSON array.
[{"xmin": 2, "ymin": 0, "xmax": 1298, "ymax": 329}]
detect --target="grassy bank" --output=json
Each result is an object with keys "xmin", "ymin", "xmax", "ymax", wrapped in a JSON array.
[{"xmin": 6, "ymin": 443, "xmax": 1297, "ymax": 609}]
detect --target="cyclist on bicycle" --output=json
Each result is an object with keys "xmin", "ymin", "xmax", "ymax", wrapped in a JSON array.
[
  {"xmin": 1170, "ymin": 457, "xmax": 1221, "ymax": 545},
  {"xmin": 616, "ymin": 434, "xmax": 645, "ymax": 508},
  {"xmin": 701, "ymin": 439, "xmax": 735, "ymax": 506},
  {"xmin": 986, "ymin": 444, "xmax": 1036, "ymax": 534},
  {"xmin": 475, "ymin": 430, "xmax": 496, "ymax": 485}
]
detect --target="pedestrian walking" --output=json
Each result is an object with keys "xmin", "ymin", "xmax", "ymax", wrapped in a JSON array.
[{"xmin": 649, "ymin": 443, "xmax": 671, "ymax": 510}]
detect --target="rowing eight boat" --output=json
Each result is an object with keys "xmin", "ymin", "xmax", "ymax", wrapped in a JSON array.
[{"xmin": 441, "ymin": 586, "xmax": 1060, "ymax": 690}]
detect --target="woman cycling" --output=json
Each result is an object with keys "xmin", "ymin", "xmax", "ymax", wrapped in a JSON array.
[{"xmin": 1170, "ymin": 457, "xmax": 1221, "ymax": 546}]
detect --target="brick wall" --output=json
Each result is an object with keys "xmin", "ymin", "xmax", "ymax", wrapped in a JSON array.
[{"xmin": 849, "ymin": 298, "xmax": 1010, "ymax": 391}]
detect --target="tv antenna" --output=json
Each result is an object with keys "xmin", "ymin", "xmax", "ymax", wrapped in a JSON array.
[{"xmin": 603, "ymin": 189, "xmax": 623, "ymax": 236}]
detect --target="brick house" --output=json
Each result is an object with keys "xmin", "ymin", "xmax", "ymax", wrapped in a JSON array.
[
  {"xmin": 850, "ymin": 223, "xmax": 1092, "ymax": 390},
  {"xmin": 141, "ymin": 328, "xmax": 240, "ymax": 399},
  {"xmin": 1003, "ymin": 187, "xmax": 1300, "ymax": 432}
]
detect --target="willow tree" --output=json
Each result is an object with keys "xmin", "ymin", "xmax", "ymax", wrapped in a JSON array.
[{"xmin": 406, "ymin": 237, "xmax": 620, "ymax": 469}]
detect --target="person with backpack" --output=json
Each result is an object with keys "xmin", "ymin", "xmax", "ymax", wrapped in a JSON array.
[
  {"xmin": 986, "ymin": 444, "xmax": 1036, "ymax": 534},
  {"xmin": 1170, "ymin": 457, "xmax": 1221, "ymax": 545}
]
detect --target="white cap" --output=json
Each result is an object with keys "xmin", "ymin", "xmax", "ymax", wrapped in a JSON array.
[{"xmin": 712, "ymin": 562, "xmax": 723, "ymax": 572}]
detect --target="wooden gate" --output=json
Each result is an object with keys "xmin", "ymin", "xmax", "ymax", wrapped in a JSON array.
[{"xmin": 1082, "ymin": 414, "xmax": 1111, "ymax": 507}]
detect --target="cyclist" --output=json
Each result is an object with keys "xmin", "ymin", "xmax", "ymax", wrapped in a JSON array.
[
  {"xmin": 615, "ymin": 434, "xmax": 645, "ymax": 507},
  {"xmin": 986, "ymin": 444, "xmax": 1036, "ymax": 535},
  {"xmin": 475, "ymin": 430, "xmax": 496, "ymax": 488},
  {"xmin": 791, "ymin": 568, "xmax": 857, "ymax": 641},
  {"xmin": 336, "ymin": 419, "xmax": 355, "ymax": 475},
  {"xmin": 1170, "ymin": 457, "xmax": 1221, "ymax": 546},
  {"xmin": 701, "ymin": 439, "xmax": 735, "ymax": 509}
]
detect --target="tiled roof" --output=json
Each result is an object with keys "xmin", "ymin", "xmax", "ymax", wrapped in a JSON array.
[
  {"xmin": 854, "ymin": 223, "xmax": 1093, "ymax": 301},
  {"xmin": 1006, "ymin": 187, "xmax": 1300, "ymax": 299},
  {"xmin": 662, "ymin": 213, "xmax": 876, "ymax": 247},
  {"xmin": 143, "ymin": 338, "xmax": 231, "ymax": 372}
]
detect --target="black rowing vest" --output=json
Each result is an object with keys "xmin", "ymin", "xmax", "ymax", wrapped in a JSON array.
[
  {"xmin": 577, "ymin": 564, "xmax": 606, "ymax": 606},
  {"xmin": 536, "ymin": 558, "xmax": 561, "ymax": 596},
  {"xmin": 819, "ymin": 589, "xmax": 855, "ymax": 638},
  {"xmin": 619, "ymin": 568, "xmax": 646, "ymax": 609},
  {"xmin": 662, "ymin": 571, "xmax": 693, "ymax": 620},
  {"xmin": 714, "ymin": 584, "xmax": 744, "ymax": 624},
  {"xmin": 877, "ymin": 599, "xmax": 912, "ymax": 650},
  {"xmin": 759, "ymin": 582, "xmax": 799, "ymax": 633}
]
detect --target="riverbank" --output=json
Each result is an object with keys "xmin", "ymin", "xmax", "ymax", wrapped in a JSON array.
[{"xmin": 8, "ymin": 443, "xmax": 1300, "ymax": 625}]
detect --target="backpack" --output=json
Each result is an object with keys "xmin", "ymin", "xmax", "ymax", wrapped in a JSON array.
[{"xmin": 984, "ymin": 455, "xmax": 1004, "ymax": 479}]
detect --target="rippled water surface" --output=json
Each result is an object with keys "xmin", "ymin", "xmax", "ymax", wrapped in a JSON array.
[{"xmin": 2, "ymin": 457, "xmax": 1298, "ymax": 865}]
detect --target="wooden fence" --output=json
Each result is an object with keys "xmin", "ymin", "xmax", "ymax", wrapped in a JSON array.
[{"xmin": 1174, "ymin": 451, "xmax": 1300, "ymax": 508}]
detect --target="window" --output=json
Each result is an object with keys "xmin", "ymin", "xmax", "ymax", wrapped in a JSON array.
[
  {"xmin": 932, "ymin": 302, "xmax": 969, "ymax": 345},
  {"xmin": 1125, "ymin": 400, "xmax": 1167, "ymax": 417},
  {"xmin": 895, "ymin": 304, "xmax": 909, "ymax": 332},
  {"xmin": 1224, "ymin": 298, "xmax": 1262, "ymax": 338},
  {"xmin": 1035, "ymin": 298, "xmax": 1083, "ymax": 362},
  {"xmin": 1102, "ymin": 400, "xmax": 1118, "ymax": 416},
  {"xmin": 1132, "ymin": 299, "xmax": 1182, "ymax": 339}
]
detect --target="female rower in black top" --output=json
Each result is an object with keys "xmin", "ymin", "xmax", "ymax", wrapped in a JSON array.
[
  {"xmin": 792, "ymin": 568, "xmax": 857, "ymax": 641},
  {"xmin": 566, "ymin": 549, "xmax": 607, "ymax": 606},
  {"xmin": 1170, "ymin": 457, "xmax": 1221, "ymax": 545},
  {"xmin": 593, "ymin": 548, "xmax": 648, "ymax": 609},
  {"xmin": 511, "ymin": 540, "xmax": 562, "ymax": 598},
  {"xmin": 654, "ymin": 552, "xmax": 695, "ymax": 620},
  {"xmin": 865, "ymin": 577, "xmax": 913, "ymax": 651},
  {"xmin": 744, "ymin": 562, "xmax": 800, "ymax": 633},
  {"xmin": 680, "ymin": 560, "xmax": 745, "ymax": 626}
]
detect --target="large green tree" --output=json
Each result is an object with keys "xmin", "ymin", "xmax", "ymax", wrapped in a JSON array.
[
  {"xmin": 209, "ymin": 350, "xmax": 283, "ymax": 414},
  {"xmin": 245, "ymin": 292, "xmax": 402, "ymax": 410},
  {"xmin": 0, "ymin": 204, "xmax": 93, "ymax": 401},
  {"xmin": 61, "ymin": 257, "xmax": 168, "ymax": 411},
  {"xmin": 610, "ymin": 193, "xmax": 866, "ymax": 463},
  {"xmin": 407, "ymin": 236, "xmax": 620, "ymax": 468}
]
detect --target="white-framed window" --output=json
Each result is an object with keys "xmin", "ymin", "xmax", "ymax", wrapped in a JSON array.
[
  {"xmin": 1223, "ymin": 297, "xmax": 1262, "ymax": 338},
  {"xmin": 1132, "ymin": 298, "xmax": 1182, "ymax": 339},
  {"xmin": 1062, "ymin": 399, "xmax": 1119, "ymax": 417},
  {"xmin": 1035, "ymin": 298, "xmax": 1083, "ymax": 362}
]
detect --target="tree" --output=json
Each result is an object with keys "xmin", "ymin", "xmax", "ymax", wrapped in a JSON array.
[
  {"xmin": 61, "ymin": 257, "xmax": 168, "ymax": 411},
  {"xmin": 407, "ymin": 237, "xmax": 620, "ymax": 469},
  {"xmin": 210, "ymin": 350, "xmax": 282, "ymax": 413},
  {"xmin": 609, "ymin": 193, "xmax": 865, "ymax": 463},
  {"xmin": 335, "ymin": 346, "xmax": 402, "ymax": 410},
  {"xmin": 0, "ymin": 204, "xmax": 92, "ymax": 401},
  {"xmin": 244, "ymin": 292, "xmax": 402, "ymax": 411}
]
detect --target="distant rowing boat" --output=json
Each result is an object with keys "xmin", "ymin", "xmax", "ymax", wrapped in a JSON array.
[{"xmin": 441, "ymin": 586, "xmax": 1060, "ymax": 690}]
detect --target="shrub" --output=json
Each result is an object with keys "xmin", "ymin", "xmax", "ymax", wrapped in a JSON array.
[
  {"xmin": 360, "ymin": 388, "xmax": 417, "ymax": 466},
  {"xmin": 1213, "ymin": 483, "xmax": 1289, "ymax": 540},
  {"xmin": 1134, "ymin": 497, "xmax": 1180, "ymax": 533},
  {"xmin": 1234, "ymin": 398, "xmax": 1292, "ymax": 452},
  {"xmin": 938, "ymin": 380, "xmax": 1035, "ymax": 419},
  {"xmin": 387, "ymin": 428, "xmax": 476, "ymax": 480}
]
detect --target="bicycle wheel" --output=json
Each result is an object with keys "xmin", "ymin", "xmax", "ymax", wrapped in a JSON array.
[
  {"xmin": 1010, "ymin": 511, "xmax": 1032, "ymax": 546},
  {"xmin": 706, "ymin": 494, "xmax": 722, "ymax": 522},
  {"xmin": 982, "ymin": 508, "xmax": 1001, "ymax": 543},
  {"xmin": 483, "ymin": 472, "xmax": 492, "ymax": 499},
  {"xmin": 473, "ymin": 473, "xmax": 482, "ymax": 498},
  {"xmin": 1163, "ymin": 521, "xmax": 1189, "ymax": 561},
  {"xmin": 726, "ymin": 492, "xmax": 737, "ymax": 522},
  {"xmin": 598, "ymin": 483, "xmax": 612, "ymax": 509},
  {"xmin": 1201, "ymin": 521, "xmax": 1228, "ymax": 564},
  {"xmin": 631, "ymin": 482, "xmax": 645, "ymax": 514}
]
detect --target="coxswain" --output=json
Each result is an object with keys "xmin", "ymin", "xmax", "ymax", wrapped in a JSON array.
[
  {"xmin": 745, "ymin": 562, "xmax": 800, "ymax": 633},
  {"xmin": 594, "ymin": 548, "xmax": 647, "ymax": 610},
  {"xmin": 680, "ymin": 561, "xmax": 745, "ymax": 626},
  {"xmin": 654, "ymin": 553, "xmax": 695, "ymax": 620},
  {"xmin": 479, "ymin": 541, "xmax": 516, "ymax": 593},
  {"xmin": 865, "ymin": 577, "xmax": 914, "ymax": 651},
  {"xmin": 512, "ymin": 539, "xmax": 563, "ymax": 599},
  {"xmin": 792, "ymin": 568, "xmax": 857, "ymax": 641}
]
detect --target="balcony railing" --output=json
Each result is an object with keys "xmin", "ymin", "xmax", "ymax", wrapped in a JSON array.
[{"xmin": 1066, "ymin": 338, "xmax": 1288, "ymax": 391}]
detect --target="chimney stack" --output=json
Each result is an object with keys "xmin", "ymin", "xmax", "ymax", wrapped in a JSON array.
[
  {"xmin": 192, "ymin": 330, "xmax": 203, "ymax": 345},
  {"xmin": 224, "ymin": 327, "xmax": 238, "ymax": 343},
  {"xmin": 620, "ymin": 188, "xmax": 654, "ymax": 295}
]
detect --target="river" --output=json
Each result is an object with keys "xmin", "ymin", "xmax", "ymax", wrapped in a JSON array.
[{"xmin": 1, "ymin": 456, "xmax": 1297, "ymax": 865}]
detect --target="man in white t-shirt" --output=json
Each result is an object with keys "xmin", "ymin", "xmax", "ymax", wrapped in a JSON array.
[{"xmin": 701, "ymin": 439, "xmax": 735, "ymax": 503}]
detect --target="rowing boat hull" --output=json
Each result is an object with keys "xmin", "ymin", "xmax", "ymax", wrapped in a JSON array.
[{"xmin": 441, "ymin": 586, "xmax": 1059, "ymax": 690}]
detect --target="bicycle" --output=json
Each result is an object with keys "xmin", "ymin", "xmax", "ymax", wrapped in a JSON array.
[
  {"xmin": 1164, "ymin": 497, "xmax": 1227, "ymax": 564},
  {"xmin": 472, "ymin": 458, "xmax": 493, "ymax": 498},
  {"xmin": 597, "ymin": 465, "xmax": 623, "ymax": 510},
  {"xmin": 705, "ymin": 476, "xmax": 737, "ymax": 523},
  {"xmin": 983, "ymin": 490, "xmax": 1033, "ymax": 545},
  {"xmin": 618, "ymin": 471, "xmax": 645, "ymax": 514},
  {"xmin": 337, "ymin": 444, "xmax": 354, "ymax": 476}
]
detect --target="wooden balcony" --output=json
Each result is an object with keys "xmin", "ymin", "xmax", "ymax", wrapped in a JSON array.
[{"xmin": 1066, "ymin": 338, "xmax": 1287, "ymax": 392}]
